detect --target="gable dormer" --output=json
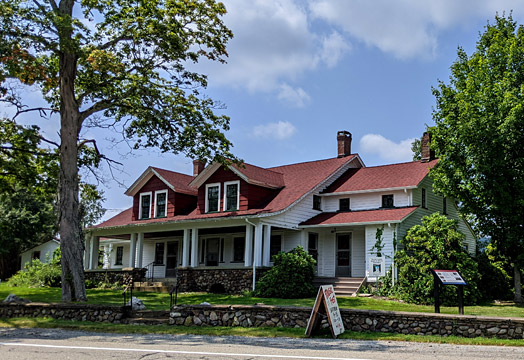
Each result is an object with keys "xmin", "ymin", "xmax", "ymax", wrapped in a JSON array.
[
  {"xmin": 190, "ymin": 162, "xmax": 284, "ymax": 214},
  {"xmin": 126, "ymin": 167, "xmax": 197, "ymax": 220}
]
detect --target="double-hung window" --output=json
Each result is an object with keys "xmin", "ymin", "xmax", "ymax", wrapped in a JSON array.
[
  {"xmin": 115, "ymin": 246, "xmax": 123, "ymax": 266},
  {"xmin": 154, "ymin": 190, "xmax": 168, "ymax": 218},
  {"xmin": 233, "ymin": 237, "xmax": 245, "ymax": 262},
  {"xmin": 224, "ymin": 181, "xmax": 240, "ymax": 211},
  {"xmin": 205, "ymin": 183, "xmax": 220, "ymax": 213},
  {"xmin": 139, "ymin": 192, "xmax": 152, "ymax": 219},
  {"xmin": 382, "ymin": 194, "xmax": 394, "ymax": 208},
  {"xmin": 421, "ymin": 188, "xmax": 427, "ymax": 208},
  {"xmin": 339, "ymin": 198, "xmax": 350, "ymax": 212},
  {"xmin": 270, "ymin": 234, "xmax": 282, "ymax": 261},
  {"xmin": 313, "ymin": 195, "xmax": 322, "ymax": 211}
]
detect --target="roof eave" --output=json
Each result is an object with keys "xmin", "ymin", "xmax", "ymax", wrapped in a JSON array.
[{"xmin": 320, "ymin": 186, "xmax": 417, "ymax": 197}]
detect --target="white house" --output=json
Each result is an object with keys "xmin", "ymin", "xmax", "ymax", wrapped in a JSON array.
[
  {"xmin": 86, "ymin": 131, "xmax": 476, "ymax": 293},
  {"xmin": 20, "ymin": 239, "xmax": 60, "ymax": 269}
]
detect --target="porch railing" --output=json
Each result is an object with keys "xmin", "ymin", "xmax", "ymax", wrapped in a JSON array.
[{"xmin": 145, "ymin": 261, "xmax": 164, "ymax": 282}]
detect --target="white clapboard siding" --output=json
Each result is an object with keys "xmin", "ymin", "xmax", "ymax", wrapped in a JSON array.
[
  {"xmin": 365, "ymin": 225, "xmax": 394, "ymax": 279},
  {"xmin": 351, "ymin": 227, "xmax": 366, "ymax": 277},
  {"xmin": 20, "ymin": 240, "xmax": 60, "ymax": 270},
  {"xmin": 104, "ymin": 243, "xmax": 130, "ymax": 269},
  {"xmin": 318, "ymin": 229, "xmax": 335, "ymax": 277},
  {"xmin": 323, "ymin": 190, "xmax": 411, "ymax": 212},
  {"xmin": 282, "ymin": 230, "xmax": 302, "ymax": 252}
]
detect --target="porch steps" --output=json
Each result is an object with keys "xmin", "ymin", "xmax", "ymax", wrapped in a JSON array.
[
  {"xmin": 133, "ymin": 280, "xmax": 177, "ymax": 293},
  {"xmin": 127, "ymin": 310, "xmax": 171, "ymax": 325},
  {"xmin": 313, "ymin": 277, "xmax": 365, "ymax": 297}
]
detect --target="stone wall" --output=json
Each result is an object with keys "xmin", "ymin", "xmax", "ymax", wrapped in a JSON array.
[
  {"xmin": 0, "ymin": 302, "xmax": 127, "ymax": 323},
  {"xmin": 84, "ymin": 268, "xmax": 146, "ymax": 285},
  {"xmin": 169, "ymin": 305, "xmax": 524, "ymax": 339},
  {"xmin": 175, "ymin": 268, "xmax": 269, "ymax": 294}
]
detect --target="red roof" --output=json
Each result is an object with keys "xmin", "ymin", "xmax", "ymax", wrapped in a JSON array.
[
  {"xmin": 300, "ymin": 206, "xmax": 419, "ymax": 226},
  {"xmin": 94, "ymin": 155, "xmax": 358, "ymax": 229},
  {"xmin": 323, "ymin": 159, "xmax": 437, "ymax": 194},
  {"xmin": 232, "ymin": 163, "xmax": 285, "ymax": 188},
  {"xmin": 151, "ymin": 167, "xmax": 197, "ymax": 195}
]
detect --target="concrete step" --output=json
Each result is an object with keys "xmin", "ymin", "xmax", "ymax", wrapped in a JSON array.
[
  {"xmin": 314, "ymin": 277, "xmax": 365, "ymax": 297},
  {"xmin": 133, "ymin": 286, "xmax": 171, "ymax": 293}
]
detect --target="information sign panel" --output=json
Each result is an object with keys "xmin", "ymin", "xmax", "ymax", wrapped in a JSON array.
[
  {"xmin": 433, "ymin": 269, "xmax": 467, "ymax": 285},
  {"xmin": 368, "ymin": 257, "xmax": 385, "ymax": 277}
]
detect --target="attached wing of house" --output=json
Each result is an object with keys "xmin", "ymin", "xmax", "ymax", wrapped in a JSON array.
[{"xmin": 87, "ymin": 131, "xmax": 476, "ymax": 293}]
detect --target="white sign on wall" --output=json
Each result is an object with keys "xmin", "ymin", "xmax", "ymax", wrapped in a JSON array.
[{"xmin": 368, "ymin": 257, "xmax": 385, "ymax": 277}]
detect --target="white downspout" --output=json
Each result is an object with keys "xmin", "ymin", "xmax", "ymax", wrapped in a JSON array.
[{"xmin": 245, "ymin": 218, "xmax": 258, "ymax": 292}]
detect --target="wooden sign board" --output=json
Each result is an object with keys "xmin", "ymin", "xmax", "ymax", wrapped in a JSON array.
[{"xmin": 305, "ymin": 285, "xmax": 344, "ymax": 338}]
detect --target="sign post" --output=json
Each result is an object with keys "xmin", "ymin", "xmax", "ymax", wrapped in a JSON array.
[
  {"xmin": 305, "ymin": 285, "xmax": 344, "ymax": 338},
  {"xmin": 432, "ymin": 269, "xmax": 467, "ymax": 315}
]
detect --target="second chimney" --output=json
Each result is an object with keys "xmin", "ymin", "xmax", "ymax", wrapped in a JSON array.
[
  {"xmin": 337, "ymin": 131, "xmax": 352, "ymax": 157},
  {"xmin": 193, "ymin": 159, "xmax": 206, "ymax": 176},
  {"xmin": 420, "ymin": 132, "xmax": 435, "ymax": 162}
]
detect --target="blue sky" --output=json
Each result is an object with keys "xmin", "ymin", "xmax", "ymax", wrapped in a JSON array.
[{"xmin": 6, "ymin": 1, "xmax": 524, "ymax": 220}]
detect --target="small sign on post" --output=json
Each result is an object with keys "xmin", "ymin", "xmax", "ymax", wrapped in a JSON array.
[
  {"xmin": 432, "ymin": 269, "xmax": 467, "ymax": 315},
  {"xmin": 305, "ymin": 285, "xmax": 344, "ymax": 338}
]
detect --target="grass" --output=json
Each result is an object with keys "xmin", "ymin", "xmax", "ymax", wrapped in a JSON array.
[
  {"xmin": 1, "ymin": 317, "xmax": 523, "ymax": 347},
  {"xmin": 1, "ymin": 283, "xmax": 523, "ymax": 318}
]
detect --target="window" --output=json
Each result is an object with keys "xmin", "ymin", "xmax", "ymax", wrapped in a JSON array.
[
  {"xmin": 32, "ymin": 251, "xmax": 40, "ymax": 261},
  {"xmin": 154, "ymin": 190, "xmax": 168, "ymax": 218},
  {"xmin": 205, "ymin": 183, "xmax": 220, "ymax": 213},
  {"xmin": 421, "ymin": 188, "xmax": 427, "ymax": 208},
  {"xmin": 308, "ymin": 233, "xmax": 318, "ymax": 263},
  {"xmin": 220, "ymin": 238, "xmax": 224, "ymax": 262},
  {"xmin": 313, "ymin": 195, "xmax": 322, "ymax": 210},
  {"xmin": 139, "ymin": 192, "xmax": 152, "ymax": 219},
  {"xmin": 233, "ymin": 237, "xmax": 245, "ymax": 262},
  {"xmin": 155, "ymin": 242, "xmax": 165, "ymax": 265},
  {"xmin": 115, "ymin": 246, "xmax": 123, "ymax": 265},
  {"xmin": 270, "ymin": 234, "xmax": 282, "ymax": 261},
  {"xmin": 382, "ymin": 194, "xmax": 394, "ymax": 208},
  {"xmin": 224, "ymin": 181, "xmax": 240, "ymax": 211},
  {"xmin": 443, "ymin": 197, "xmax": 447, "ymax": 215},
  {"xmin": 339, "ymin": 198, "xmax": 350, "ymax": 212},
  {"xmin": 200, "ymin": 239, "xmax": 206, "ymax": 263}
]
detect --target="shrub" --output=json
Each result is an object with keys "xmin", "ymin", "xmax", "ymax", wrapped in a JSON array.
[
  {"xmin": 254, "ymin": 246, "xmax": 316, "ymax": 298},
  {"xmin": 7, "ymin": 249, "xmax": 61, "ymax": 287},
  {"xmin": 393, "ymin": 213, "xmax": 481, "ymax": 305}
]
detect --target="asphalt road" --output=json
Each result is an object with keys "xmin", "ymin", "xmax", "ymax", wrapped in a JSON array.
[{"xmin": 1, "ymin": 327, "xmax": 524, "ymax": 360}]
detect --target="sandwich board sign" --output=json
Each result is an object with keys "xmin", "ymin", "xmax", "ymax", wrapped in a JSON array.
[{"xmin": 305, "ymin": 285, "xmax": 344, "ymax": 338}]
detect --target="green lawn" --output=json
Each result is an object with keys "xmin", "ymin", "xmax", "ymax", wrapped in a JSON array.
[{"xmin": 1, "ymin": 283, "xmax": 523, "ymax": 318}]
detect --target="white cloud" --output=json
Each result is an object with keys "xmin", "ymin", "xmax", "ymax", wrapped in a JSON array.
[
  {"xmin": 253, "ymin": 121, "xmax": 297, "ymax": 140},
  {"xmin": 200, "ymin": 0, "xmax": 350, "ymax": 105},
  {"xmin": 359, "ymin": 134, "xmax": 415, "ymax": 162},
  {"xmin": 309, "ymin": 0, "xmax": 524, "ymax": 60},
  {"xmin": 277, "ymin": 83, "xmax": 311, "ymax": 107}
]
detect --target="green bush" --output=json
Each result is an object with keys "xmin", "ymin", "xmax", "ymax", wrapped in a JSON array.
[
  {"xmin": 254, "ymin": 246, "xmax": 316, "ymax": 298},
  {"xmin": 7, "ymin": 249, "xmax": 61, "ymax": 287},
  {"xmin": 393, "ymin": 213, "xmax": 481, "ymax": 305}
]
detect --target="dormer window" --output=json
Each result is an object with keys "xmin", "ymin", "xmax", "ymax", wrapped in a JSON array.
[
  {"xmin": 139, "ymin": 192, "xmax": 152, "ymax": 219},
  {"xmin": 205, "ymin": 183, "xmax": 220, "ymax": 213},
  {"xmin": 339, "ymin": 198, "xmax": 350, "ymax": 212},
  {"xmin": 313, "ymin": 195, "xmax": 322, "ymax": 211},
  {"xmin": 382, "ymin": 194, "xmax": 394, "ymax": 208},
  {"xmin": 154, "ymin": 190, "xmax": 168, "ymax": 218},
  {"xmin": 224, "ymin": 181, "xmax": 240, "ymax": 211}
]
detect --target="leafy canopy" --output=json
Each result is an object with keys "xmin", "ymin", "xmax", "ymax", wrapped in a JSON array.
[
  {"xmin": 394, "ymin": 213, "xmax": 480, "ymax": 305},
  {"xmin": 430, "ymin": 14, "xmax": 524, "ymax": 300}
]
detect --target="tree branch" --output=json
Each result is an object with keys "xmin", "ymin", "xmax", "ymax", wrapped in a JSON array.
[{"xmin": 97, "ymin": 36, "xmax": 134, "ymax": 51}]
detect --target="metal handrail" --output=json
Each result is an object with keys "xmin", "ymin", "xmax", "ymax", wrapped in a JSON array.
[
  {"xmin": 122, "ymin": 284, "xmax": 133, "ymax": 310},
  {"xmin": 144, "ymin": 261, "xmax": 165, "ymax": 282},
  {"xmin": 169, "ymin": 266, "xmax": 179, "ymax": 309}
]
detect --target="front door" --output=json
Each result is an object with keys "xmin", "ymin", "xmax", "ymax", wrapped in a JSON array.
[
  {"xmin": 336, "ymin": 233, "xmax": 351, "ymax": 276},
  {"xmin": 206, "ymin": 238, "xmax": 219, "ymax": 266},
  {"xmin": 165, "ymin": 241, "xmax": 178, "ymax": 277}
]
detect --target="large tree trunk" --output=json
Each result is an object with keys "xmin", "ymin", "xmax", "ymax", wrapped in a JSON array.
[
  {"xmin": 58, "ymin": 2, "xmax": 86, "ymax": 300},
  {"xmin": 514, "ymin": 265, "xmax": 523, "ymax": 304}
]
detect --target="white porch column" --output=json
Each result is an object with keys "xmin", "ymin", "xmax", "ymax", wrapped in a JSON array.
[
  {"xmin": 190, "ymin": 228, "xmax": 199, "ymax": 267},
  {"xmin": 253, "ymin": 223, "xmax": 263, "ymax": 267},
  {"xmin": 300, "ymin": 230, "xmax": 308, "ymax": 250},
  {"xmin": 262, "ymin": 224, "xmax": 272, "ymax": 266},
  {"xmin": 89, "ymin": 236, "xmax": 100, "ymax": 270},
  {"xmin": 244, "ymin": 224, "xmax": 253, "ymax": 267},
  {"xmin": 129, "ymin": 233, "xmax": 137, "ymax": 268},
  {"xmin": 84, "ymin": 235, "xmax": 91, "ymax": 270},
  {"xmin": 182, "ymin": 229, "xmax": 190, "ymax": 267},
  {"xmin": 136, "ymin": 232, "xmax": 144, "ymax": 268}
]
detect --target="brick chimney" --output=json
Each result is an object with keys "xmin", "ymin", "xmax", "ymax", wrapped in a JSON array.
[
  {"xmin": 420, "ymin": 132, "xmax": 435, "ymax": 162},
  {"xmin": 193, "ymin": 159, "xmax": 206, "ymax": 176},
  {"xmin": 337, "ymin": 131, "xmax": 352, "ymax": 157}
]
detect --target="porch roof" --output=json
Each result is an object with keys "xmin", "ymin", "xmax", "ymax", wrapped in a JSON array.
[{"xmin": 299, "ymin": 206, "xmax": 419, "ymax": 227}]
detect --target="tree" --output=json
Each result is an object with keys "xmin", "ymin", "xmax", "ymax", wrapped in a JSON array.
[
  {"xmin": 430, "ymin": 15, "xmax": 524, "ymax": 303},
  {"xmin": 411, "ymin": 138, "xmax": 421, "ymax": 161},
  {"xmin": 1, "ymin": 0, "xmax": 235, "ymax": 301},
  {"xmin": 394, "ymin": 213, "xmax": 480, "ymax": 305}
]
